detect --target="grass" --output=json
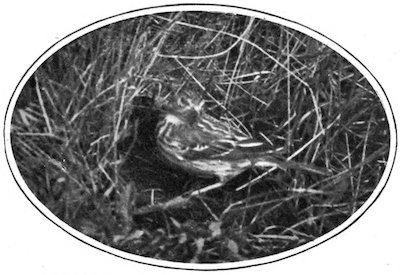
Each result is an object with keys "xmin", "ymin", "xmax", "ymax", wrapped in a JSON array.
[{"xmin": 10, "ymin": 11, "xmax": 390, "ymax": 263}]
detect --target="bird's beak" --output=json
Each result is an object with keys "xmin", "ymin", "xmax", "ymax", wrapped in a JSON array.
[{"xmin": 154, "ymin": 92, "xmax": 172, "ymax": 109}]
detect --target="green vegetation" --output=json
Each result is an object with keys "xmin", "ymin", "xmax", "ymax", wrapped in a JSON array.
[{"xmin": 11, "ymin": 12, "xmax": 389, "ymax": 263}]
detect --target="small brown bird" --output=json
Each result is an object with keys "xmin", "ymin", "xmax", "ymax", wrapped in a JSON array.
[{"xmin": 155, "ymin": 92, "xmax": 329, "ymax": 184}]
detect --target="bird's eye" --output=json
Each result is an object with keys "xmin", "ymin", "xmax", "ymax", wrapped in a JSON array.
[{"xmin": 178, "ymin": 96, "xmax": 189, "ymax": 106}]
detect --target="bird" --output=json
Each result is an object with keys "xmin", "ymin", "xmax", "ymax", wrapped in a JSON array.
[{"xmin": 154, "ymin": 91, "xmax": 330, "ymax": 185}]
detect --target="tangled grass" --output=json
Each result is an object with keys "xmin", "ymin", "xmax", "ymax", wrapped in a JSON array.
[{"xmin": 10, "ymin": 11, "xmax": 389, "ymax": 263}]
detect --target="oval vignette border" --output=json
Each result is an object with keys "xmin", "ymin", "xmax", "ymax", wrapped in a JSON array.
[{"xmin": 3, "ymin": 3, "xmax": 397, "ymax": 271}]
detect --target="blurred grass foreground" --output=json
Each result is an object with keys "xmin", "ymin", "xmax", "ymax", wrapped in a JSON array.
[{"xmin": 11, "ymin": 11, "xmax": 390, "ymax": 263}]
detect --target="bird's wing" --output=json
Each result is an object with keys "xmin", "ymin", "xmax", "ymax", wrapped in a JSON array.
[
  {"xmin": 182, "ymin": 131, "xmax": 278, "ymax": 161},
  {"xmin": 181, "ymin": 132, "xmax": 236, "ymax": 160},
  {"xmin": 179, "ymin": 113, "xmax": 280, "ymax": 161}
]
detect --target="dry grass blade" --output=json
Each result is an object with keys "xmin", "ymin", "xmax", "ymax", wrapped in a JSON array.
[{"xmin": 34, "ymin": 75, "xmax": 53, "ymax": 134}]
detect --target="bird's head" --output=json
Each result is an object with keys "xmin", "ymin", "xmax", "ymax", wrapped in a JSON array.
[{"xmin": 155, "ymin": 92, "xmax": 205, "ymax": 124}]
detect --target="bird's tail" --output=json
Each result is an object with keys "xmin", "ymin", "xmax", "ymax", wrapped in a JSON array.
[
  {"xmin": 254, "ymin": 156, "xmax": 331, "ymax": 176},
  {"xmin": 284, "ymin": 160, "xmax": 331, "ymax": 175}
]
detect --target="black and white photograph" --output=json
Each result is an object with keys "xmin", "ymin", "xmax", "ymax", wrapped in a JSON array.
[{"xmin": 1, "ymin": 1, "xmax": 398, "ymax": 273}]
